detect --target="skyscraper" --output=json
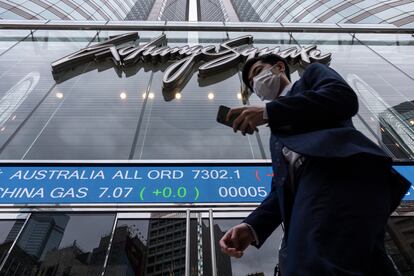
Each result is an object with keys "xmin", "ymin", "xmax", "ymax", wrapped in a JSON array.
[{"xmin": 17, "ymin": 214, "xmax": 69, "ymax": 259}]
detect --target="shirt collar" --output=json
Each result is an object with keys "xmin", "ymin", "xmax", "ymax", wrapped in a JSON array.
[{"xmin": 278, "ymin": 83, "xmax": 293, "ymax": 97}]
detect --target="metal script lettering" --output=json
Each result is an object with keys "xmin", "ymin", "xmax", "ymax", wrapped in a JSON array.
[{"xmin": 51, "ymin": 32, "xmax": 331, "ymax": 90}]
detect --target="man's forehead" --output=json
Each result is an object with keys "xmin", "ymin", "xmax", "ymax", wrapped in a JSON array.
[{"xmin": 248, "ymin": 60, "xmax": 265, "ymax": 78}]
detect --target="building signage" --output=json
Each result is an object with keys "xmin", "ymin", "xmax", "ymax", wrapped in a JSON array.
[
  {"xmin": 0, "ymin": 164, "xmax": 274, "ymax": 204},
  {"xmin": 393, "ymin": 164, "xmax": 414, "ymax": 201},
  {"xmin": 51, "ymin": 32, "xmax": 332, "ymax": 89}
]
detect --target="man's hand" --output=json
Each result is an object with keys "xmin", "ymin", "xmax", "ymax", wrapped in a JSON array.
[
  {"xmin": 227, "ymin": 106, "xmax": 268, "ymax": 135},
  {"xmin": 219, "ymin": 223, "xmax": 255, "ymax": 258}
]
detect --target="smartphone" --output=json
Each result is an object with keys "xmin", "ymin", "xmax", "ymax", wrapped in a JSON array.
[{"xmin": 216, "ymin": 105, "xmax": 235, "ymax": 127}]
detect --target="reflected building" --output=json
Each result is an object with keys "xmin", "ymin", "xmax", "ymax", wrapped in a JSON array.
[
  {"xmin": 0, "ymin": 220, "xmax": 25, "ymax": 264},
  {"xmin": 34, "ymin": 224, "xmax": 147, "ymax": 276},
  {"xmin": 211, "ymin": 224, "xmax": 232, "ymax": 275},
  {"xmin": 379, "ymin": 100, "xmax": 414, "ymax": 160},
  {"xmin": 0, "ymin": 215, "xmax": 69, "ymax": 275},
  {"xmin": 37, "ymin": 242, "xmax": 93, "ymax": 276},
  {"xmin": 348, "ymin": 73, "xmax": 414, "ymax": 160},
  {"xmin": 17, "ymin": 214, "xmax": 69, "ymax": 260},
  {"xmin": 105, "ymin": 224, "xmax": 147, "ymax": 276},
  {"xmin": 5, "ymin": 220, "xmax": 25, "ymax": 243},
  {"xmin": 386, "ymin": 217, "xmax": 414, "ymax": 276},
  {"xmin": 0, "ymin": 245, "xmax": 38, "ymax": 276},
  {"xmin": 145, "ymin": 216, "xmax": 187, "ymax": 276},
  {"xmin": 145, "ymin": 215, "xmax": 231, "ymax": 276}
]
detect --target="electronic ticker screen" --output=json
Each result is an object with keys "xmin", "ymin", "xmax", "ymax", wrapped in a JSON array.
[
  {"xmin": 0, "ymin": 164, "xmax": 412, "ymax": 205},
  {"xmin": 0, "ymin": 164, "xmax": 274, "ymax": 204}
]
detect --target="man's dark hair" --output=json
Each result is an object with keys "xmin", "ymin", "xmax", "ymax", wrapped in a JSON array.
[{"xmin": 242, "ymin": 54, "xmax": 291, "ymax": 91}]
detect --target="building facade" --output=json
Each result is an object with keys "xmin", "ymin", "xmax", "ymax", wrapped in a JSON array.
[{"xmin": 0, "ymin": 1, "xmax": 414, "ymax": 275}]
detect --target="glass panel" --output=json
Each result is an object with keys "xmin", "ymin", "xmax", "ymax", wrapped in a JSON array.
[
  {"xmin": 0, "ymin": 31, "xmax": 161, "ymax": 160},
  {"xmin": 190, "ymin": 216, "xmax": 211, "ymax": 275},
  {"xmin": 0, "ymin": 30, "xmax": 31, "ymax": 53},
  {"xmin": 358, "ymin": 15, "xmax": 383, "ymax": 24},
  {"xmin": 3, "ymin": 213, "xmax": 115, "ymax": 275},
  {"xmin": 68, "ymin": 9, "xmax": 87, "ymax": 20},
  {"xmin": 292, "ymin": 32, "xmax": 414, "ymax": 160},
  {"xmin": 37, "ymin": 9, "xmax": 62, "ymax": 20},
  {"xmin": 0, "ymin": 30, "xmax": 97, "ymax": 159},
  {"xmin": 133, "ymin": 31, "xmax": 263, "ymax": 159},
  {"xmin": 355, "ymin": 33, "xmax": 414, "ymax": 77},
  {"xmin": 213, "ymin": 218, "xmax": 283, "ymax": 275},
  {"xmin": 0, "ymin": 220, "xmax": 25, "ymax": 264},
  {"xmin": 336, "ymin": 5, "xmax": 361, "ymax": 18},
  {"xmin": 386, "ymin": 216, "xmax": 414, "ymax": 275},
  {"xmin": 18, "ymin": 1, "xmax": 45, "ymax": 14},
  {"xmin": 0, "ymin": 11, "xmax": 27, "ymax": 20},
  {"xmin": 53, "ymin": 2, "xmax": 75, "ymax": 14},
  {"xmin": 105, "ymin": 213, "xmax": 186, "ymax": 276}
]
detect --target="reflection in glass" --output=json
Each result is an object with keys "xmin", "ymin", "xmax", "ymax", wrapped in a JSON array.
[
  {"xmin": 3, "ymin": 213, "xmax": 115, "ymax": 275},
  {"xmin": 354, "ymin": 33, "xmax": 414, "ymax": 86},
  {"xmin": 106, "ymin": 213, "xmax": 186, "ymax": 276},
  {"xmin": 0, "ymin": 220, "xmax": 25, "ymax": 264},
  {"xmin": 214, "ymin": 218, "xmax": 283, "ymax": 276},
  {"xmin": 386, "ymin": 216, "xmax": 414, "ymax": 275},
  {"xmin": 189, "ymin": 216, "xmax": 214, "ymax": 275},
  {"xmin": 0, "ymin": 30, "xmax": 97, "ymax": 159},
  {"xmin": 0, "ymin": 72, "xmax": 39, "ymax": 129},
  {"xmin": 291, "ymin": 32, "xmax": 414, "ymax": 161},
  {"xmin": 135, "ymin": 70, "xmax": 263, "ymax": 159},
  {"xmin": 120, "ymin": 92, "xmax": 127, "ymax": 100},
  {"xmin": 347, "ymin": 74, "xmax": 414, "ymax": 159},
  {"xmin": 189, "ymin": 216, "xmax": 232, "ymax": 275},
  {"xmin": 105, "ymin": 220, "xmax": 148, "ymax": 275}
]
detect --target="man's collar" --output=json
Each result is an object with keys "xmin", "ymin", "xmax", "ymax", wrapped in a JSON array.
[{"xmin": 278, "ymin": 83, "xmax": 293, "ymax": 97}]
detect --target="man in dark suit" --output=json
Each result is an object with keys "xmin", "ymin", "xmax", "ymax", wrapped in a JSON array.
[{"xmin": 219, "ymin": 54, "xmax": 410, "ymax": 275}]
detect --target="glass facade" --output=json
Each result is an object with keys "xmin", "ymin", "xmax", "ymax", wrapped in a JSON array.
[
  {"xmin": 0, "ymin": 1, "xmax": 414, "ymax": 275},
  {"xmin": 0, "ymin": 218, "xmax": 25, "ymax": 265},
  {"xmin": 4, "ymin": 213, "xmax": 115, "ymax": 275}
]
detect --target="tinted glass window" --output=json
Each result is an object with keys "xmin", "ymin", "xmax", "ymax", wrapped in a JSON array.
[
  {"xmin": 291, "ymin": 32, "xmax": 414, "ymax": 161},
  {"xmin": 4, "ymin": 213, "xmax": 115, "ymax": 276},
  {"xmin": 105, "ymin": 214, "xmax": 186, "ymax": 276},
  {"xmin": 190, "ymin": 217, "xmax": 211, "ymax": 275},
  {"xmin": 0, "ymin": 30, "xmax": 97, "ymax": 159},
  {"xmin": 0, "ymin": 220, "xmax": 25, "ymax": 264},
  {"xmin": 213, "ymin": 218, "xmax": 283, "ymax": 275}
]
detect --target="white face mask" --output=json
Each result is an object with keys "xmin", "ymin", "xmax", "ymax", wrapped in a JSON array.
[{"xmin": 252, "ymin": 66, "xmax": 281, "ymax": 101}]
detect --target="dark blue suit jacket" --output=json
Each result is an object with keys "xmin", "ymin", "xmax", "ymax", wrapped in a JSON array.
[{"xmin": 243, "ymin": 63, "xmax": 408, "ymax": 248}]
